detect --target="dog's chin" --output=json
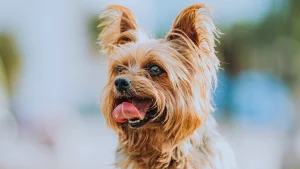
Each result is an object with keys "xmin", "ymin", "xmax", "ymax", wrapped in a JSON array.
[{"xmin": 113, "ymin": 97, "xmax": 158, "ymax": 129}]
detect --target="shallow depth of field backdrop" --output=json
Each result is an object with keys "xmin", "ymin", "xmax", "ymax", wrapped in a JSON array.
[{"xmin": 1, "ymin": 0, "xmax": 300, "ymax": 169}]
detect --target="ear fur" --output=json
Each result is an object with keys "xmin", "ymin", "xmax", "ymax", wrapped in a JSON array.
[
  {"xmin": 166, "ymin": 4, "xmax": 219, "ymax": 54},
  {"xmin": 166, "ymin": 4, "xmax": 221, "ymax": 117},
  {"xmin": 98, "ymin": 5, "xmax": 138, "ymax": 52}
]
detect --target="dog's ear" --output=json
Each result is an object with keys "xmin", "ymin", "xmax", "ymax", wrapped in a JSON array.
[
  {"xmin": 166, "ymin": 4, "xmax": 217, "ymax": 53},
  {"xmin": 166, "ymin": 4, "xmax": 220, "ymax": 120},
  {"xmin": 98, "ymin": 5, "xmax": 138, "ymax": 52}
]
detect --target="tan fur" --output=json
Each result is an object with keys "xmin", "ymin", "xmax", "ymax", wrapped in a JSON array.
[{"xmin": 99, "ymin": 4, "xmax": 236, "ymax": 169}]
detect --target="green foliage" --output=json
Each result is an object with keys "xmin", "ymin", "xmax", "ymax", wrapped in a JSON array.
[
  {"xmin": 88, "ymin": 15, "xmax": 107, "ymax": 49},
  {"xmin": 0, "ymin": 34, "xmax": 20, "ymax": 94},
  {"xmin": 218, "ymin": 0, "xmax": 300, "ymax": 94}
]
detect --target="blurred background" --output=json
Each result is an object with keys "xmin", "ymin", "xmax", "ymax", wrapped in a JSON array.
[{"xmin": 0, "ymin": 0, "xmax": 300, "ymax": 169}]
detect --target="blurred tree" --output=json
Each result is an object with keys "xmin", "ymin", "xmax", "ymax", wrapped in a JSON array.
[
  {"xmin": 88, "ymin": 15, "xmax": 107, "ymax": 51},
  {"xmin": 218, "ymin": 0, "xmax": 300, "ymax": 94},
  {"xmin": 0, "ymin": 34, "xmax": 20, "ymax": 95}
]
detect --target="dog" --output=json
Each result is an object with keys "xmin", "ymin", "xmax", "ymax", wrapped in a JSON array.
[{"xmin": 98, "ymin": 3, "xmax": 236, "ymax": 169}]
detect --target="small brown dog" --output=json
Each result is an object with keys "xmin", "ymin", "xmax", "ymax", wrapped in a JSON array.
[{"xmin": 99, "ymin": 3, "xmax": 236, "ymax": 169}]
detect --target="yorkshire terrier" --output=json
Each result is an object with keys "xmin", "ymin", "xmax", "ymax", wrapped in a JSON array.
[{"xmin": 99, "ymin": 4, "xmax": 236, "ymax": 169}]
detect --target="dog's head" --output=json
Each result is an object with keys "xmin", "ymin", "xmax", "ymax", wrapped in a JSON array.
[{"xmin": 99, "ymin": 4, "xmax": 219, "ymax": 151}]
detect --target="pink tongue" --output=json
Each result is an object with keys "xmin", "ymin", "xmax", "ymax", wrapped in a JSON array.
[{"xmin": 112, "ymin": 100, "xmax": 152, "ymax": 123}]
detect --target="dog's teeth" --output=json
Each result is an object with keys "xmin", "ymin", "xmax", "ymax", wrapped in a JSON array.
[{"xmin": 128, "ymin": 119, "xmax": 141, "ymax": 124}]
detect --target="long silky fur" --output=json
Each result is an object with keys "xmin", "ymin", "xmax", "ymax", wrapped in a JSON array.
[{"xmin": 99, "ymin": 3, "xmax": 236, "ymax": 169}]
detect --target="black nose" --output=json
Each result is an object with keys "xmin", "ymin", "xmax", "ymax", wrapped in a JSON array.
[{"xmin": 114, "ymin": 78, "xmax": 131, "ymax": 92}]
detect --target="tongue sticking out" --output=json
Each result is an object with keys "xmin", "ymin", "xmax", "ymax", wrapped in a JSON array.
[{"xmin": 112, "ymin": 99, "xmax": 152, "ymax": 123}]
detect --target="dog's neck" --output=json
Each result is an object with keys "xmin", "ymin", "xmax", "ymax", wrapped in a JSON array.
[{"xmin": 115, "ymin": 116, "xmax": 222, "ymax": 169}]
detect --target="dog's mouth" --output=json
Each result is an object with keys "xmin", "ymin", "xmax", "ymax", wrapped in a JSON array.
[{"xmin": 112, "ymin": 97, "xmax": 156, "ymax": 128}]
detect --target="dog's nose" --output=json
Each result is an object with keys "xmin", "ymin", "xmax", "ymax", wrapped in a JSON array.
[{"xmin": 114, "ymin": 78, "xmax": 131, "ymax": 92}]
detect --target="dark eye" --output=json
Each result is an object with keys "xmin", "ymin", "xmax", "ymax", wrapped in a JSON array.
[
  {"xmin": 117, "ymin": 36, "xmax": 132, "ymax": 45},
  {"xmin": 148, "ymin": 65, "xmax": 163, "ymax": 76},
  {"xmin": 116, "ymin": 66, "xmax": 124, "ymax": 73}
]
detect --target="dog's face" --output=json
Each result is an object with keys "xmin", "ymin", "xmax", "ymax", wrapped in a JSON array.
[{"xmin": 99, "ymin": 4, "xmax": 219, "ymax": 150}]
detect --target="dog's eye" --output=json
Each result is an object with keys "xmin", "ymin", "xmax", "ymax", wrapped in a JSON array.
[
  {"xmin": 148, "ymin": 65, "xmax": 163, "ymax": 76},
  {"xmin": 116, "ymin": 67, "xmax": 124, "ymax": 73}
]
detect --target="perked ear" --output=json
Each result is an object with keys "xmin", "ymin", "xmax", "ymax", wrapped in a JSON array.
[
  {"xmin": 98, "ymin": 5, "xmax": 138, "ymax": 52},
  {"xmin": 166, "ymin": 4, "xmax": 218, "ymax": 53}
]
